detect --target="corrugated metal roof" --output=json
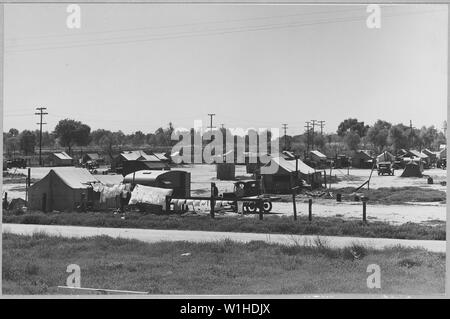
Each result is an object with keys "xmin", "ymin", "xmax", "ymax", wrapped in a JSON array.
[
  {"xmin": 408, "ymin": 150, "xmax": 428, "ymax": 159},
  {"xmin": 121, "ymin": 150, "xmax": 161, "ymax": 162},
  {"xmin": 53, "ymin": 152, "xmax": 73, "ymax": 160},
  {"xmin": 310, "ymin": 150, "xmax": 326, "ymax": 158}
]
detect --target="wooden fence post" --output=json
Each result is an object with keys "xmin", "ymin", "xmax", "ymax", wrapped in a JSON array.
[
  {"xmin": 165, "ymin": 196, "xmax": 171, "ymax": 212},
  {"xmin": 308, "ymin": 199, "xmax": 312, "ymax": 221},
  {"xmin": 210, "ymin": 183, "xmax": 215, "ymax": 219},
  {"xmin": 259, "ymin": 199, "xmax": 263, "ymax": 220},
  {"xmin": 362, "ymin": 198, "xmax": 367, "ymax": 223},
  {"xmin": 292, "ymin": 187, "xmax": 298, "ymax": 221},
  {"xmin": 3, "ymin": 192, "xmax": 8, "ymax": 210}
]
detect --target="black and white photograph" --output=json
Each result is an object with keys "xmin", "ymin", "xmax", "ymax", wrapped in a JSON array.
[{"xmin": 0, "ymin": 1, "xmax": 448, "ymax": 298}]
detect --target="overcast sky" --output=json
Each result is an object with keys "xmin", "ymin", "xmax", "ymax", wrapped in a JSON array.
[{"xmin": 2, "ymin": 4, "xmax": 448, "ymax": 135}]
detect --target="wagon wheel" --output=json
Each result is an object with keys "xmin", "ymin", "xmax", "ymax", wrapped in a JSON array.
[
  {"xmin": 246, "ymin": 201, "xmax": 257, "ymax": 213},
  {"xmin": 262, "ymin": 200, "xmax": 272, "ymax": 213}
]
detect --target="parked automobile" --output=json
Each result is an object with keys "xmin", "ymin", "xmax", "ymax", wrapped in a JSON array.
[
  {"xmin": 6, "ymin": 158, "xmax": 27, "ymax": 169},
  {"xmin": 377, "ymin": 162, "xmax": 394, "ymax": 176}
]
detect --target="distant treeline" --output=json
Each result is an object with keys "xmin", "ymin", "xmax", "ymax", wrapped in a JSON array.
[{"xmin": 3, "ymin": 118, "xmax": 447, "ymax": 159}]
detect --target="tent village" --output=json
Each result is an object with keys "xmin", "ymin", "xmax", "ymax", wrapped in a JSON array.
[{"xmin": 2, "ymin": 144, "xmax": 446, "ymax": 222}]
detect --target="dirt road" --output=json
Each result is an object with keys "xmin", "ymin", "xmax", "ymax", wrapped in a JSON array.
[
  {"xmin": 3, "ymin": 223, "xmax": 446, "ymax": 252},
  {"xmin": 271, "ymin": 201, "xmax": 446, "ymax": 225}
]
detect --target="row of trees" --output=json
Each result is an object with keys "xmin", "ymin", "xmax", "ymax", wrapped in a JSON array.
[
  {"xmin": 3, "ymin": 118, "xmax": 447, "ymax": 159},
  {"xmin": 283, "ymin": 119, "xmax": 446, "ymax": 156},
  {"xmin": 3, "ymin": 119, "xmax": 176, "ymax": 158}
]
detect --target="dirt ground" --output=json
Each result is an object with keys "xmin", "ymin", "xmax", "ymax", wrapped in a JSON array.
[{"xmin": 2, "ymin": 164, "xmax": 447, "ymax": 225}]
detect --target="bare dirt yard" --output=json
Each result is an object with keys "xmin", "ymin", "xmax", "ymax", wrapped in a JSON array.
[{"xmin": 2, "ymin": 164, "xmax": 447, "ymax": 226}]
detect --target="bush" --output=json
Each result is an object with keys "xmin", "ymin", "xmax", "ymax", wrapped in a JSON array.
[{"xmin": 342, "ymin": 243, "xmax": 368, "ymax": 261}]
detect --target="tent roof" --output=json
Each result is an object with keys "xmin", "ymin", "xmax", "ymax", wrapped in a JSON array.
[
  {"xmin": 310, "ymin": 150, "xmax": 326, "ymax": 159},
  {"xmin": 121, "ymin": 150, "xmax": 161, "ymax": 162},
  {"xmin": 50, "ymin": 167, "xmax": 98, "ymax": 188},
  {"xmin": 408, "ymin": 150, "xmax": 428, "ymax": 159},
  {"xmin": 376, "ymin": 151, "xmax": 395, "ymax": 160},
  {"xmin": 95, "ymin": 174, "xmax": 124, "ymax": 186},
  {"xmin": 263, "ymin": 156, "xmax": 316, "ymax": 175},
  {"xmin": 53, "ymin": 152, "xmax": 72, "ymax": 160},
  {"xmin": 356, "ymin": 150, "xmax": 373, "ymax": 158},
  {"xmin": 33, "ymin": 168, "xmax": 124, "ymax": 190}
]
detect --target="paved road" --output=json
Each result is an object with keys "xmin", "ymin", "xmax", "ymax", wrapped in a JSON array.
[{"xmin": 2, "ymin": 223, "xmax": 446, "ymax": 252}]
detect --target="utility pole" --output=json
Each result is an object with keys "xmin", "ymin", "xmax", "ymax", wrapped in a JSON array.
[
  {"xmin": 304, "ymin": 121, "xmax": 311, "ymax": 153},
  {"xmin": 318, "ymin": 120, "xmax": 325, "ymax": 136},
  {"xmin": 35, "ymin": 107, "xmax": 48, "ymax": 166},
  {"xmin": 282, "ymin": 123, "xmax": 288, "ymax": 151},
  {"xmin": 409, "ymin": 120, "xmax": 413, "ymax": 149},
  {"xmin": 310, "ymin": 120, "xmax": 317, "ymax": 150},
  {"xmin": 207, "ymin": 113, "xmax": 216, "ymax": 142},
  {"xmin": 207, "ymin": 114, "xmax": 216, "ymax": 132}
]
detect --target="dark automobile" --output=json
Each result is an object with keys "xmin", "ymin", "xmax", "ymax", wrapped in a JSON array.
[{"xmin": 377, "ymin": 162, "xmax": 394, "ymax": 176}]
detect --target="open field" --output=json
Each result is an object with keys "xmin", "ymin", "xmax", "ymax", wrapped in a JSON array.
[
  {"xmin": 3, "ymin": 211, "xmax": 445, "ymax": 240},
  {"xmin": 2, "ymin": 233, "xmax": 445, "ymax": 295}
]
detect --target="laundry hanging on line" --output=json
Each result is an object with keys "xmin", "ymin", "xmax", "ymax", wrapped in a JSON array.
[
  {"xmin": 92, "ymin": 183, "xmax": 131, "ymax": 203},
  {"xmin": 129, "ymin": 184, "xmax": 173, "ymax": 209}
]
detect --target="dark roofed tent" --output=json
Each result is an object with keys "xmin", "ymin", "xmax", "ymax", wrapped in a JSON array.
[
  {"xmin": 123, "ymin": 170, "xmax": 191, "ymax": 197},
  {"xmin": 308, "ymin": 150, "xmax": 328, "ymax": 168},
  {"xmin": 400, "ymin": 161, "xmax": 423, "ymax": 177},
  {"xmin": 28, "ymin": 168, "xmax": 98, "ymax": 211},
  {"xmin": 259, "ymin": 156, "xmax": 322, "ymax": 193},
  {"xmin": 351, "ymin": 150, "xmax": 374, "ymax": 168},
  {"xmin": 82, "ymin": 153, "xmax": 104, "ymax": 164},
  {"xmin": 310, "ymin": 150, "xmax": 327, "ymax": 161}
]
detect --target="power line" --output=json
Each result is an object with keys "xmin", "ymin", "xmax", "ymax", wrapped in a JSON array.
[
  {"xmin": 35, "ymin": 107, "xmax": 48, "ymax": 166},
  {"xmin": 5, "ymin": 7, "xmax": 367, "ymax": 43},
  {"xmin": 5, "ymin": 9, "xmax": 442, "ymax": 54}
]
